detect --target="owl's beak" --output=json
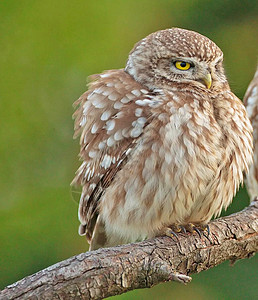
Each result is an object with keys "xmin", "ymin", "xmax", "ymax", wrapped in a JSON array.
[{"xmin": 202, "ymin": 73, "xmax": 212, "ymax": 89}]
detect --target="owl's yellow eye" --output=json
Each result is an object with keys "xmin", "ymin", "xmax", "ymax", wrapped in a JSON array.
[{"xmin": 175, "ymin": 61, "xmax": 191, "ymax": 71}]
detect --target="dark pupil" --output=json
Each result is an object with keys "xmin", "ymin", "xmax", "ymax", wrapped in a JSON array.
[{"xmin": 180, "ymin": 62, "xmax": 187, "ymax": 67}]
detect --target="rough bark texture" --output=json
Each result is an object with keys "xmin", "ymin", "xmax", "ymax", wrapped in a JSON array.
[{"xmin": 1, "ymin": 199, "xmax": 258, "ymax": 300}]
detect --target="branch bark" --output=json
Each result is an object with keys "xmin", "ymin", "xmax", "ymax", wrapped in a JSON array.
[{"xmin": 1, "ymin": 199, "xmax": 258, "ymax": 300}]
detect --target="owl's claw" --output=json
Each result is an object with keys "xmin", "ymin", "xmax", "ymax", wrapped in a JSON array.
[
  {"xmin": 164, "ymin": 224, "xmax": 182, "ymax": 240},
  {"xmin": 166, "ymin": 230, "xmax": 179, "ymax": 240},
  {"xmin": 164, "ymin": 223, "xmax": 210, "ymax": 240},
  {"xmin": 184, "ymin": 223, "xmax": 210, "ymax": 237},
  {"xmin": 203, "ymin": 224, "xmax": 210, "ymax": 236},
  {"xmin": 179, "ymin": 225, "xmax": 187, "ymax": 234},
  {"xmin": 193, "ymin": 224, "xmax": 210, "ymax": 236},
  {"xmin": 193, "ymin": 226, "xmax": 202, "ymax": 238}
]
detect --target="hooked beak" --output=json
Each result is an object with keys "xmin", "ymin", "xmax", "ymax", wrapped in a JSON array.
[{"xmin": 202, "ymin": 73, "xmax": 212, "ymax": 89}]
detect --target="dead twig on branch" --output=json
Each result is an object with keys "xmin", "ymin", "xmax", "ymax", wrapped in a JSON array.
[{"xmin": 1, "ymin": 198, "xmax": 258, "ymax": 300}]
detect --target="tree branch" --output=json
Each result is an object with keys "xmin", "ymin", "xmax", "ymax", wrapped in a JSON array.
[{"xmin": 1, "ymin": 198, "xmax": 258, "ymax": 300}]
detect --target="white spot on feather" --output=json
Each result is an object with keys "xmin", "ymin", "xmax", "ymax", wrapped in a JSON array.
[
  {"xmin": 101, "ymin": 154, "xmax": 112, "ymax": 169},
  {"xmin": 91, "ymin": 123, "xmax": 98, "ymax": 134},
  {"xmin": 82, "ymin": 101, "xmax": 91, "ymax": 115},
  {"xmin": 121, "ymin": 96, "xmax": 131, "ymax": 104},
  {"xmin": 90, "ymin": 94, "xmax": 106, "ymax": 108},
  {"xmin": 135, "ymin": 108, "xmax": 143, "ymax": 117},
  {"xmin": 107, "ymin": 136, "xmax": 115, "ymax": 147},
  {"xmin": 130, "ymin": 127, "xmax": 143, "ymax": 138},
  {"xmin": 89, "ymin": 183, "xmax": 96, "ymax": 190},
  {"xmin": 89, "ymin": 151, "xmax": 97, "ymax": 158},
  {"xmin": 80, "ymin": 117, "xmax": 87, "ymax": 127},
  {"xmin": 100, "ymin": 73, "xmax": 110, "ymax": 78},
  {"xmin": 98, "ymin": 141, "xmax": 106, "ymax": 150},
  {"xmin": 108, "ymin": 93, "xmax": 118, "ymax": 101},
  {"xmin": 86, "ymin": 166, "xmax": 95, "ymax": 181},
  {"xmin": 126, "ymin": 93, "xmax": 135, "ymax": 100},
  {"xmin": 94, "ymin": 87, "xmax": 105, "ymax": 94},
  {"xmin": 114, "ymin": 101, "xmax": 123, "ymax": 109},
  {"xmin": 136, "ymin": 117, "xmax": 147, "ymax": 126},
  {"xmin": 102, "ymin": 90, "xmax": 110, "ymax": 96},
  {"xmin": 158, "ymin": 113, "xmax": 168, "ymax": 123},
  {"xmin": 173, "ymin": 95, "xmax": 180, "ymax": 103},
  {"xmin": 115, "ymin": 111, "xmax": 124, "ymax": 119},
  {"xmin": 140, "ymin": 89, "xmax": 149, "ymax": 94},
  {"xmin": 131, "ymin": 89, "xmax": 141, "ymax": 97},
  {"xmin": 106, "ymin": 119, "xmax": 115, "ymax": 131},
  {"xmin": 101, "ymin": 110, "xmax": 112, "ymax": 121},
  {"xmin": 135, "ymin": 99, "xmax": 154, "ymax": 106},
  {"xmin": 114, "ymin": 130, "xmax": 123, "ymax": 141},
  {"xmin": 117, "ymin": 159, "xmax": 124, "ymax": 167},
  {"xmin": 122, "ymin": 128, "xmax": 130, "ymax": 138},
  {"xmin": 125, "ymin": 148, "xmax": 132, "ymax": 156}
]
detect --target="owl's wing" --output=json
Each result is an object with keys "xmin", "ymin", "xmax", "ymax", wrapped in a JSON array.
[
  {"xmin": 243, "ymin": 66, "xmax": 258, "ymax": 200},
  {"xmin": 73, "ymin": 69, "xmax": 158, "ymax": 242}
]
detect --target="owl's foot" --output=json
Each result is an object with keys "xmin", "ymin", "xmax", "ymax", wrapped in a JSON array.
[
  {"xmin": 164, "ymin": 223, "xmax": 210, "ymax": 239},
  {"xmin": 182, "ymin": 223, "xmax": 210, "ymax": 238},
  {"xmin": 164, "ymin": 224, "xmax": 183, "ymax": 239}
]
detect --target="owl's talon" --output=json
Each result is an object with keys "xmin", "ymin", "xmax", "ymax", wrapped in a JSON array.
[
  {"xmin": 199, "ymin": 224, "xmax": 210, "ymax": 238},
  {"xmin": 193, "ymin": 227, "xmax": 202, "ymax": 238},
  {"xmin": 164, "ymin": 225, "xmax": 182, "ymax": 240},
  {"xmin": 194, "ymin": 224, "xmax": 210, "ymax": 236},
  {"xmin": 179, "ymin": 225, "xmax": 187, "ymax": 234},
  {"xmin": 172, "ymin": 224, "xmax": 182, "ymax": 233},
  {"xmin": 184, "ymin": 223, "xmax": 195, "ymax": 233},
  {"xmin": 165, "ymin": 223, "xmax": 210, "ymax": 238},
  {"xmin": 204, "ymin": 224, "xmax": 210, "ymax": 236},
  {"xmin": 165, "ymin": 229, "xmax": 179, "ymax": 241}
]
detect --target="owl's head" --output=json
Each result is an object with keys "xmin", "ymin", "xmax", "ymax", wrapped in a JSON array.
[{"xmin": 125, "ymin": 28, "xmax": 228, "ymax": 92}]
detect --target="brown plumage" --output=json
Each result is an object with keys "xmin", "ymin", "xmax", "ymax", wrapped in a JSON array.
[
  {"xmin": 244, "ymin": 66, "xmax": 258, "ymax": 200},
  {"xmin": 72, "ymin": 28, "xmax": 253, "ymax": 250}
]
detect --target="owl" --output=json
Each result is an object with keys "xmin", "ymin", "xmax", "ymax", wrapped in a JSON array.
[
  {"xmin": 72, "ymin": 28, "xmax": 253, "ymax": 250},
  {"xmin": 244, "ymin": 66, "xmax": 258, "ymax": 200}
]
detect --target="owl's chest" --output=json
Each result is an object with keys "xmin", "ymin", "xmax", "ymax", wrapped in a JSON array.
[{"xmin": 153, "ymin": 103, "xmax": 224, "ymax": 179}]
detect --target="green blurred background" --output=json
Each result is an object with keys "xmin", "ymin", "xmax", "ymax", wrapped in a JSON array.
[{"xmin": 0, "ymin": 0, "xmax": 257, "ymax": 299}]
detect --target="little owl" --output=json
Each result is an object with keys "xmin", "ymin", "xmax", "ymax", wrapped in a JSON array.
[{"xmin": 72, "ymin": 28, "xmax": 253, "ymax": 250}]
